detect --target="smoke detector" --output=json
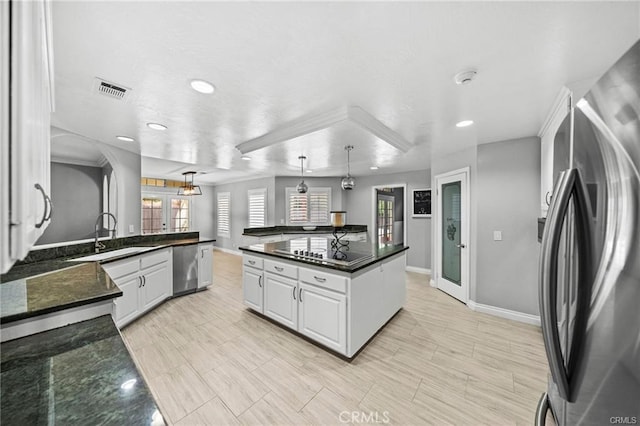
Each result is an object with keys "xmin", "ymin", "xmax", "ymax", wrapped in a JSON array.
[{"xmin": 454, "ymin": 69, "xmax": 477, "ymax": 85}]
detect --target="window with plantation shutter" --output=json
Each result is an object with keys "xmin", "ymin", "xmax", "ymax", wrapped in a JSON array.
[
  {"xmin": 285, "ymin": 187, "xmax": 331, "ymax": 225},
  {"xmin": 248, "ymin": 188, "xmax": 267, "ymax": 228},
  {"xmin": 217, "ymin": 192, "xmax": 231, "ymax": 238}
]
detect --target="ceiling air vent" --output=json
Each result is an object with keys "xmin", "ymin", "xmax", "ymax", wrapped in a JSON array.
[{"xmin": 93, "ymin": 78, "xmax": 131, "ymax": 101}]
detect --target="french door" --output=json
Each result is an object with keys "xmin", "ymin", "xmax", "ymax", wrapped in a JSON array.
[
  {"xmin": 142, "ymin": 193, "xmax": 190, "ymax": 234},
  {"xmin": 436, "ymin": 168, "xmax": 470, "ymax": 303}
]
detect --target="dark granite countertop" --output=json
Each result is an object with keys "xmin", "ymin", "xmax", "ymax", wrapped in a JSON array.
[
  {"xmin": 1, "ymin": 315, "xmax": 164, "ymax": 425},
  {"xmin": 243, "ymin": 225, "xmax": 367, "ymax": 237},
  {"xmin": 0, "ymin": 237, "xmax": 216, "ymax": 324},
  {"xmin": 240, "ymin": 237, "xmax": 408, "ymax": 273},
  {"xmin": 0, "ymin": 262, "xmax": 121, "ymax": 324}
]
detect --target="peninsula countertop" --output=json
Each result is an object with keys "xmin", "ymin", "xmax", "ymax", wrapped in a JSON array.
[
  {"xmin": 240, "ymin": 237, "xmax": 408, "ymax": 273},
  {"xmin": 0, "ymin": 315, "xmax": 164, "ymax": 425},
  {"xmin": 0, "ymin": 237, "xmax": 216, "ymax": 324}
]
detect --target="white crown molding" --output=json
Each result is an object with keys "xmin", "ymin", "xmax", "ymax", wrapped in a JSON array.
[
  {"xmin": 467, "ymin": 300, "xmax": 541, "ymax": 326},
  {"xmin": 538, "ymin": 86, "xmax": 572, "ymax": 138},
  {"xmin": 235, "ymin": 105, "xmax": 412, "ymax": 154}
]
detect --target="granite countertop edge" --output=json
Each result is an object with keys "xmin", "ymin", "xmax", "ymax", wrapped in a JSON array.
[{"xmin": 239, "ymin": 244, "xmax": 409, "ymax": 273}]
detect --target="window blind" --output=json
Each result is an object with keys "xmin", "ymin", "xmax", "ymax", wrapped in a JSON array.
[
  {"xmin": 217, "ymin": 192, "xmax": 231, "ymax": 238},
  {"xmin": 309, "ymin": 190, "xmax": 330, "ymax": 224},
  {"xmin": 285, "ymin": 187, "xmax": 331, "ymax": 225},
  {"xmin": 288, "ymin": 192, "xmax": 308, "ymax": 224},
  {"xmin": 248, "ymin": 188, "xmax": 266, "ymax": 228}
]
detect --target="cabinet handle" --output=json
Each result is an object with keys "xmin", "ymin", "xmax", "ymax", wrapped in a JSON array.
[
  {"xmin": 44, "ymin": 193, "xmax": 53, "ymax": 221},
  {"xmin": 313, "ymin": 276, "xmax": 326, "ymax": 283},
  {"xmin": 248, "ymin": 260, "xmax": 255, "ymax": 265},
  {"xmin": 143, "ymin": 275, "xmax": 146, "ymax": 286},
  {"xmin": 545, "ymin": 191, "xmax": 552, "ymax": 206},
  {"xmin": 293, "ymin": 287, "xmax": 296, "ymax": 300},
  {"xmin": 34, "ymin": 183, "xmax": 49, "ymax": 228},
  {"xmin": 138, "ymin": 276, "xmax": 142, "ymax": 288},
  {"xmin": 258, "ymin": 275, "xmax": 262, "ymax": 288},
  {"xmin": 299, "ymin": 288, "xmax": 303, "ymax": 302},
  {"xmin": 274, "ymin": 266, "xmax": 284, "ymax": 272}
]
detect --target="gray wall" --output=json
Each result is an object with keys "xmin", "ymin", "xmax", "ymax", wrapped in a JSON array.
[
  {"xmin": 213, "ymin": 177, "xmax": 277, "ymax": 251},
  {"xmin": 101, "ymin": 144, "xmax": 141, "ymax": 238},
  {"xmin": 274, "ymin": 176, "xmax": 345, "ymax": 225},
  {"xmin": 475, "ymin": 137, "xmax": 540, "ymax": 315},
  {"xmin": 345, "ymin": 170, "xmax": 431, "ymax": 270},
  {"xmin": 37, "ymin": 162, "xmax": 103, "ymax": 244}
]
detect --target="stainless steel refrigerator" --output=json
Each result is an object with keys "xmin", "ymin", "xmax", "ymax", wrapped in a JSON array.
[{"xmin": 537, "ymin": 39, "xmax": 640, "ymax": 425}]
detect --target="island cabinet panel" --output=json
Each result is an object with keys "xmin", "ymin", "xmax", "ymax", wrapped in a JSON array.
[
  {"xmin": 264, "ymin": 272, "xmax": 298, "ymax": 329},
  {"xmin": 240, "ymin": 249, "xmax": 407, "ymax": 358},
  {"xmin": 242, "ymin": 266, "xmax": 263, "ymax": 313},
  {"xmin": 113, "ymin": 273, "xmax": 141, "ymax": 328},
  {"xmin": 141, "ymin": 261, "xmax": 171, "ymax": 312},
  {"xmin": 298, "ymin": 282, "xmax": 347, "ymax": 354},
  {"xmin": 197, "ymin": 242, "xmax": 214, "ymax": 289}
]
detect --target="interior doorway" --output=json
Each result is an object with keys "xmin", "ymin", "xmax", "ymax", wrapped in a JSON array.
[
  {"xmin": 372, "ymin": 184, "xmax": 406, "ymax": 246},
  {"xmin": 435, "ymin": 168, "xmax": 470, "ymax": 303}
]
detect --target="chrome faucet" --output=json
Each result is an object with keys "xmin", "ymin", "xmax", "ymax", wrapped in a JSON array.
[{"xmin": 95, "ymin": 212, "xmax": 117, "ymax": 253}]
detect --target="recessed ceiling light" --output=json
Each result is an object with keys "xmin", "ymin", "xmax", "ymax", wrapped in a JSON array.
[
  {"xmin": 116, "ymin": 135, "xmax": 134, "ymax": 142},
  {"xmin": 241, "ymin": 156, "xmax": 251, "ymax": 161},
  {"xmin": 190, "ymin": 79, "xmax": 215, "ymax": 94},
  {"xmin": 370, "ymin": 166, "xmax": 379, "ymax": 170},
  {"xmin": 456, "ymin": 120, "xmax": 474, "ymax": 128},
  {"xmin": 147, "ymin": 122, "xmax": 167, "ymax": 131}
]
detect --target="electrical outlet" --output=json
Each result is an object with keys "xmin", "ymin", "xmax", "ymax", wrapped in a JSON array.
[
  {"xmin": 280, "ymin": 218, "xmax": 284, "ymax": 224},
  {"xmin": 129, "ymin": 224, "xmax": 135, "ymax": 233},
  {"xmin": 493, "ymin": 230, "xmax": 502, "ymax": 241}
]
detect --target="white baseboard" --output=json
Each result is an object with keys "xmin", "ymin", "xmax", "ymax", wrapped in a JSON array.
[
  {"xmin": 405, "ymin": 266, "xmax": 431, "ymax": 275},
  {"xmin": 429, "ymin": 279, "xmax": 436, "ymax": 287},
  {"xmin": 213, "ymin": 246, "xmax": 242, "ymax": 256},
  {"xmin": 467, "ymin": 300, "xmax": 540, "ymax": 326}
]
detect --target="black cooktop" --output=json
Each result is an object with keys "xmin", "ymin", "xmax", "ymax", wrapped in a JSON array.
[{"xmin": 273, "ymin": 238, "xmax": 373, "ymax": 266}]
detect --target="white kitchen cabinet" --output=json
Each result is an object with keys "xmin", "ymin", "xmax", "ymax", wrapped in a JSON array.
[
  {"xmin": 0, "ymin": 0, "xmax": 55, "ymax": 274},
  {"xmin": 264, "ymin": 271, "xmax": 298, "ymax": 329},
  {"xmin": 242, "ymin": 265, "xmax": 264, "ymax": 313},
  {"xmin": 539, "ymin": 87, "xmax": 572, "ymax": 217},
  {"xmin": 298, "ymin": 281, "xmax": 347, "ymax": 354},
  {"xmin": 197, "ymin": 242, "xmax": 213, "ymax": 289},
  {"xmin": 103, "ymin": 248, "xmax": 172, "ymax": 328}
]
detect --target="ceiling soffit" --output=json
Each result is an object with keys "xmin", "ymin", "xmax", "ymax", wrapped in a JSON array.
[{"xmin": 235, "ymin": 105, "xmax": 412, "ymax": 154}]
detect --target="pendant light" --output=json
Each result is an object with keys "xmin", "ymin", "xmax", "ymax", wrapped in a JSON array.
[
  {"xmin": 341, "ymin": 145, "xmax": 355, "ymax": 190},
  {"xmin": 296, "ymin": 156, "xmax": 308, "ymax": 194},
  {"xmin": 177, "ymin": 171, "xmax": 202, "ymax": 196}
]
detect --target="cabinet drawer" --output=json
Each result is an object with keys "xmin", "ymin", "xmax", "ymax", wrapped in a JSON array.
[
  {"xmin": 243, "ymin": 254, "xmax": 263, "ymax": 269},
  {"xmin": 264, "ymin": 259, "xmax": 298, "ymax": 279},
  {"xmin": 140, "ymin": 248, "xmax": 171, "ymax": 270},
  {"xmin": 299, "ymin": 268, "xmax": 347, "ymax": 293},
  {"xmin": 102, "ymin": 258, "xmax": 139, "ymax": 280}
]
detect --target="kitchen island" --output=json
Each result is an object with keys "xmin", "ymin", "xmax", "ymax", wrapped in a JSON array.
[{"xmin": 240, "ymin": 237, "xmax": 408, "ymax": 358}]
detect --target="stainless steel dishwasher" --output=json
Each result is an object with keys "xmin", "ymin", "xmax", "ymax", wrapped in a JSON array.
[{"xmin": 172, "ymin": 244, "xmax": 198, "ymax": 296}]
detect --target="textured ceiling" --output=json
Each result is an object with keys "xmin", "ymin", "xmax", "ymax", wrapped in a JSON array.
[{"xmin": 49, "ymin": 1, "xmax": 640, "ymax": 184}]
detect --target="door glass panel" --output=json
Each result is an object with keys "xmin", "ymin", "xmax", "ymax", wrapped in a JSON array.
[
  {"xmin": 442, "ymin": 181, "xmax": 461, "ymax": 285},
  {"xmin": 142, "ymin": 197, "xmax": 164, "ymax": 234},
  {"xmin": 170, "ymin": 198, "xmax": 189, "ymax": 232},
  {"xmin": 377, "ymin": 196, "xmax": 393, "ymax": 246}
]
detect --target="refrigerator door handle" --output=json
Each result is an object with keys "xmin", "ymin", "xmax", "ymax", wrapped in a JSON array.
[
  {"xmin": 539, "ymin": 168, "xmax": 593, "ymax": 403},
  {"xmin": 535, "ymin": 393, "xmax": 551, "ymax": 426},
  {"xmin": 540, "ymin": 169, "xmax": 574, "ymax": 401}
]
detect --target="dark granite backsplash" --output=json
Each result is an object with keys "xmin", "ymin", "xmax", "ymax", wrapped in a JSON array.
[{"xmin": 16, "ymin": 232, "xmax": 199, "ymax": 264}]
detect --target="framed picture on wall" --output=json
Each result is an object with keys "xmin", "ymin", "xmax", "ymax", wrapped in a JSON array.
[{"xmin": 412, "ymin": 188, "xmax": 431, "ymax": 218}]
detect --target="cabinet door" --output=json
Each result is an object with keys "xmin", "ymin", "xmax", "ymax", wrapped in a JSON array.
[
  {"xmin": 242, "ymin": 266, "xmax": 263, "ymax": 313},
  {"xmin": 197, "ymin": 243, "xmax": 213, "ymax": 289},
  {"xmin": 140, "ymin": 261, "xmax": 171, "ymax": 312},
  {"xmin": 113, "ymin": 274, "xmax": 142, "ymax": 329},
  {"xmin": 9, "ymin": 0, "xmax": 54, "ymax": 262},
  {"xmin": 263, "ymin": 272, "xmax": 298, "ymax": 329},
  {"xmin": 298, "ymin": 282, "xmax": 346, "ymax": 354}
]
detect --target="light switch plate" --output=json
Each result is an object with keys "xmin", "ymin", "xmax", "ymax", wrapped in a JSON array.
[
  {"xmin": 493, "ymin": 231, "xmax": 502, "ymax": 241},
  {"xmin": 129, "ymin": 224, "xmax": 135, "ymax": 233}
]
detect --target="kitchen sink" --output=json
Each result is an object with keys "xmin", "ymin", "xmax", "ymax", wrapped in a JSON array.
[{"xmin": 67, "ymin": 247, "xmax": 156, "ymax": 262}]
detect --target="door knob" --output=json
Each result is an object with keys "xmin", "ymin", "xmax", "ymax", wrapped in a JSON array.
[{"xmin": 456, "ymin": 243, "xmax": 466, "ymax": 248}]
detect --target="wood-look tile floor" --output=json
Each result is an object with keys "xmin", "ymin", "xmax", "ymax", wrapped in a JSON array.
[{"xmin": 122, "ymin": 251, "xmax": 549, "ymax": 425}]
